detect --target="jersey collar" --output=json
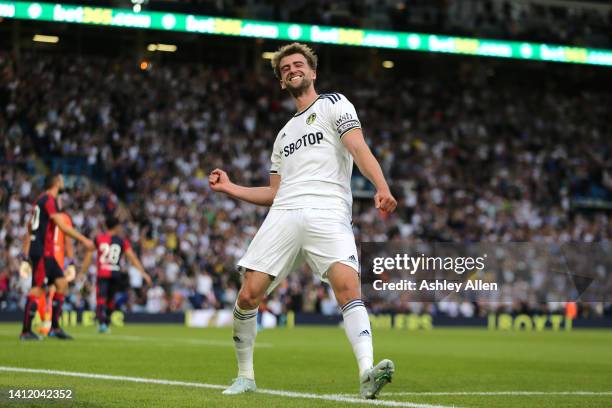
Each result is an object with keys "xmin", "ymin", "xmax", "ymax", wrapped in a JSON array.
[{"xmin": 293, "ymin": 95, "xmax": 322, "ymax": 117}]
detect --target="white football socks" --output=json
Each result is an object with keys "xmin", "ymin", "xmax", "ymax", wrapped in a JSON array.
[
  {"xmin": 342, "ymin": 299, "xmax": 374, "ymax": 377},
  {"xmin": 232, "ymin": 303, "xmax": 258, "ymax": 380}
]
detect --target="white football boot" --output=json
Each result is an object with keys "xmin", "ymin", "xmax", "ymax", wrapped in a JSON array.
[
  {"xmin": 359, "ymin": 359, "xmax": 395, "ymax": 399},
  {"xmin": 222, "ymin": 377, "xmax": 257, "ymax": 395}
]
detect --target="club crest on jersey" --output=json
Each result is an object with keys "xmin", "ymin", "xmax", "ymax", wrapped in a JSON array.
[{"xmin": 306, "ymin": 112, "xmax": 316, "ymax": 125}]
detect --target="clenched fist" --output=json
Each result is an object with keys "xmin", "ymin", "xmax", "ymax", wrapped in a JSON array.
[
  {"xmin": 209, "ymin": 168, "xmax": 232, "ymax": 193},
  {"xmin": 374, "ymin": 189, "xmax": 397, "ymax": 213}
]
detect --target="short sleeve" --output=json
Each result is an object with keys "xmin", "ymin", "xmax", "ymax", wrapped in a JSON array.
[
  {"xmin": 44, "ymin": 195, "xmax": 58, "ymax": 217},
  {"xmin": 270, "ymin": 132, "xmax": 283, "ymax": 175},
  {"xmin": 323, "ymin": 93, "xmax": 361, "ymax": 139},
  {"xmin": 123, "ymin": 239, "xmax": 132, "ymax": 251}
]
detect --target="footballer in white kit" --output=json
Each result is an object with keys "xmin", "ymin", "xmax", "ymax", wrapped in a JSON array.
[
  {"xmin": 237, "ymin": 92, "xmax": 361, "ymax": 293},
  {"xmin": 209, "ymin": 42, "xmax": 397, "ymax": 399}
]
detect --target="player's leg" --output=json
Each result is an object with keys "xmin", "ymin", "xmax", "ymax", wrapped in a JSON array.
[
  {"xmin": 303, "ymin": 208, "xmax": 393, "ymax": 398},
  {"xmin": 20, "ymin": 257, "xmax": 45, "ymax": 339},
  {"xmin": 47, "ymin": 257, "xmax": 72, "ymax": 339},
  {"xmin": 225, "ymin": 209, "xmax": 303, "ymax": 395},
  {"xmin": 105, "ymin": 275, "xmax": 120, "ymax": 329},
  {"xmin": 328, "ymin": 262, "xmax": 394, "ymax": 399},
  {"xmin": 37, "ymin": 286, "xmax": 53, "ymax": 336},
  {"xmin": 51, "ymin": 277, "xmax": 66, "ymax": 330},
  {"xmin": 328, "ymin": 263, "xmax": 374, "ymax": 375},
  {"xmin": 223, "ymin": 270, "xmax": 273, "ymax": 395},
  {"xmin": 37, "ymin": 291, "xmax": 46, "ymax": 321},
  {"xmin": 96, "ymin": 278, "xmax": 110, "ymax": 332},
  {"xmin": 301, "ymin": 208, "xmax": 373, "ymax": 374},
  {"xmin": 106, "ymin": 297, "xmax": 115, "ymax": 326},
  {"xmin": 21, "ymin": 287, "xmax": 44, "ymax": 339}
]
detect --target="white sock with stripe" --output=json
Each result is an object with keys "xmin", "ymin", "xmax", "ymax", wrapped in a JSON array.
[
  {"xmin": 232, "ymin": 303, "xmax": 258, "ymax": 380},
  {"xmin": 341, "ymin": 299, "xmax": 374, "ymax": 377}
]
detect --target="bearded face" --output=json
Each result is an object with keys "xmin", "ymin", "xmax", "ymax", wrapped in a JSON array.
[
  {"xmin": 284, "ymin": 74, "xmax": 313, "ymax": 97},
  {"xmin": 279, "ymin": 53, "xmax": 316, "ymax": 97}
]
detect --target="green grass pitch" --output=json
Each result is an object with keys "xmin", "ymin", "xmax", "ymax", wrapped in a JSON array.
[{"xmin": 0, "ymin": 323, "xmax": 611, "ymax": 407}]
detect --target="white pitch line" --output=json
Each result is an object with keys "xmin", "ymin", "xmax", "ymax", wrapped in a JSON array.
[
  {"xmin": 341, "ymin": 391, "xmax": 612, "ymax": 397},
  {"xmin": 0, "ymin": 367, "xmax": 452, "ymax": 408}
]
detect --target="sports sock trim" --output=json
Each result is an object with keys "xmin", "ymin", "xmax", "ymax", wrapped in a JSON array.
[{"xmin": 342, "ymin": 299, "xmax": 365, "ymax": 314}]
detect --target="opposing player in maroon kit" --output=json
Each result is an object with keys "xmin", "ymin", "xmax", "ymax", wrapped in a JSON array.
[
  {"xmin": 80, "ymin": 215, "xmax": 151, "ymax": 333},
  {"xmin": 20, "ymin": 174, "xmax": 95, "ymax": 340}
]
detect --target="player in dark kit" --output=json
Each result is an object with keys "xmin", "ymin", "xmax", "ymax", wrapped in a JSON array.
[
  {"xmin": 80, "ymin": 216, "xmax": 151, "ymax": 333},
  {"xmin": 20, "ymin": 174, "xmax": 95, "ymax": 340}
]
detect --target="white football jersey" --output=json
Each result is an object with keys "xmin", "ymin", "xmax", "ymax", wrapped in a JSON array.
[{"xmin": 270, "ymin": 93, "xmax": 361, "ymax": 211}]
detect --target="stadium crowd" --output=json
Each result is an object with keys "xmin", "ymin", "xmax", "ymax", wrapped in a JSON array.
[
  {"xmin": 245, "ymin": 0, "xmax": 612, "ymax": 48},
  {"xmin": 55, "ymin": 0, "xmax": 612, "ymax": 48},
  {"xmin": 0, "ymin": 50, "xmax": 610, "ymax": 318}
]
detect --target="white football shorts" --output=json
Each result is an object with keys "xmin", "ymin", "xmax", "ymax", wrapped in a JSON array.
[{"xmin": 237, "ymin": 207, "xmax": 359, "ymax": 294}]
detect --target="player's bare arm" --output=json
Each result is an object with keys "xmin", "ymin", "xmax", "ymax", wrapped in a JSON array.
[
  {"xmin": 64, "ymin": 235, "xmax": 77, "ymax": 281},
  {"xmin": 341, "ymin": 128, "xmax": 397, "ymax": 213},
  {"xmin": 209, "ymin": 168, "xmax": 280, "ymax": 207},
  {"xmin": 19, "ymin": 221, "xmax": 32, "ymax": 278},
  {"xmin": 65, "ymin": 235, "xmax": 75, "ymax": 260},
  {"xmin": 79, "ymin": 248, "xmax": 94, "ymax": 279},
  {"xmin": 125, "ymin": 248, "xmax": 152, "ymax": 285},
  {"xmin": 50, "ymin": 213, "xmax": 94, "ymax": 250},
  {"xmin": 22, "ymin": 221, "xmax": 32, "ymax": 255}
]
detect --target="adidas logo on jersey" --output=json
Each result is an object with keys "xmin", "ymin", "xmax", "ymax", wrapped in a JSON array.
[
  {"xmin": 358, "ymin": 329, "xmax": 371, "ymax": 337},
  {"xmin": 347, "ymin": 255, "xmax": 357, "ymax": 263},
  {"xmin": 233, "ymin": 336, "xmax": 241, "ymax": 342}
]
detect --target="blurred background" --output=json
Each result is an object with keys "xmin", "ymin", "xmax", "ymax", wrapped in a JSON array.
[{"xmin": 0, "ymin": 0, "xmax": 611, "ymax": 326}]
